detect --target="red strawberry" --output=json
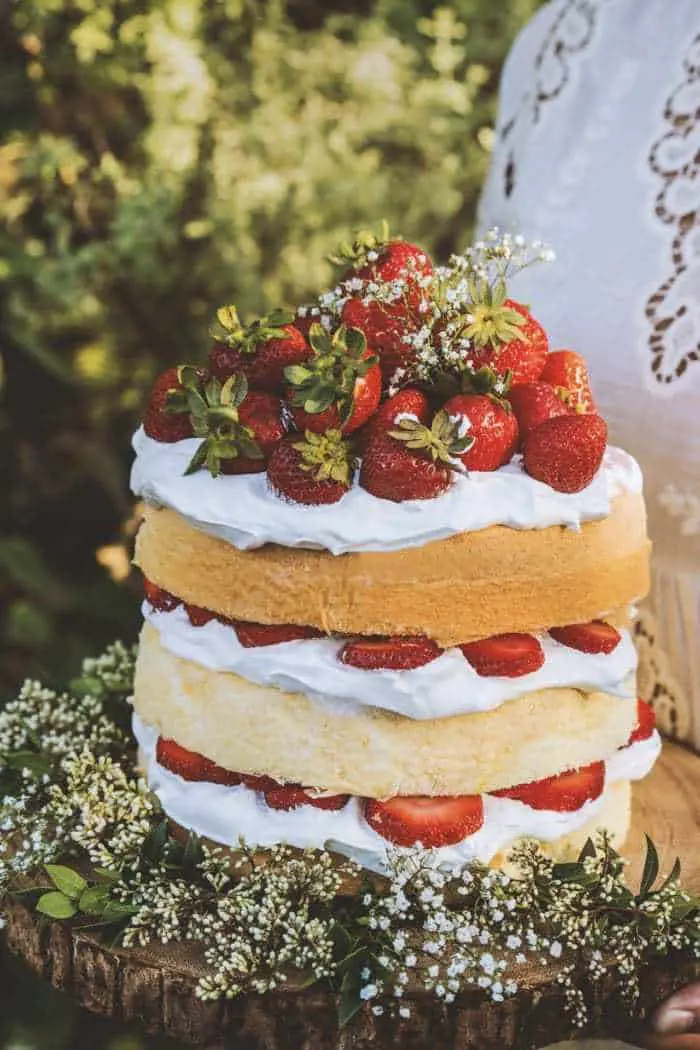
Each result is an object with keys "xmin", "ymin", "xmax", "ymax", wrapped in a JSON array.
[
  {"xmin": 522, "ymin": 413, "xmax": 608, "ymax": 493},
  {"xmin": 459, "ymin": 633, "xmax": 545, "ymax": 678},
  {"xmin": 493, "ymin": 761, "xmax": 605, "ymax": 812},
  {"xmin": 209, "ymin": 311, "xmax": 311, "ymax": 394},
  {"xmin": 144, "ymin": 579, "xmax": 180, "ymax": 612},
  {"xmin": 364, "ymin": 794, "xmax": 484, "ymax": 847},
  {"xmin": 218, "ymin": 390, "xmax": 287, "ymax": 476},
  {"xmin": 348, "ymin": 239, "xmax": 433, "ymax": 287},
  {"xmin": 371, "ymin": 387, "xmax": 431, "ymax": 432},
  {"xmin": 143, "ymin": 367, "xmax": 197, "ymax": 443},
  {"xmin": 549, "ymin": 620, "xmax": 621, "ymax": 654},
  {"xmin": 185, "ymin": 603, "xmax": 216, "ymax": 627},
  {"xmin": 627, "ymin": 698, "xmax": 657, "ymax": 746},
  {"xmin": 341, "ymin": 297, "xmax": 424, "ymax": 388},
  {"xmin": 469, "ymin": 300, "xmax": 548, "ymax": 386},
  {"xmin": 340, "ymin": 635, "xmax": 442, "ymax": 671},
  {"xmin": 156, "ymin": 737, "xmax": 242, "ymax": 786},
  {"xmin": 359, "ymin": 433, "xmax": 452, "ymax": 502},
  {"xmin": 264, "ymin": 785, "xmax": 349, "ymax": 811},
  {"xmin": 286, "ymin": 323, "xmax": 382, "ymax": 435},
  {"xmin": 540, "ymin": 349, "xmax": 595, "ymax": 413},
  {"xmin": 289, "ymin": 348, "xmax": 381, "ymax": 435},
  {"xmin": 232, "ymin": 620, "xmax": 324, "ymax": 647},
  {"xmin": 267, "ymin": 432, "xmax": 355, "ymax": 506},
  {"xmin": 240, "ymin": 772, "xmax": 283, "ymax": 792},
  {"xmin": 441, "ymin": 393, "xmax": 519, "ymax": 471},
  {"xmin": 508, "ymin": 382, "xmax": 571, "ymax": 439}
]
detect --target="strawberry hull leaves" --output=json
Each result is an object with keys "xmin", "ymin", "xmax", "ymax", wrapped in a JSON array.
[{"xmin": 285, "ymin": 323, "xmax": 379, "ymax": 427}]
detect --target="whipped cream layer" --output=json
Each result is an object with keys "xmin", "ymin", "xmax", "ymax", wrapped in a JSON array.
[
  {"xmin": 144, "ymin": 603, "xmax": 637, "ymax": 720},
  {"xmin": 134, "ymin": 716, "xmax": 657, "ymax": 875},
  {"xmin": 131, "ymin": 428, "xmax": 643, "ymax": 555}
]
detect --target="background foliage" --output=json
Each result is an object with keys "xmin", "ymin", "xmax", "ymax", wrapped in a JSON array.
[{"xmin": 0, "ymin": 0, "xmax": 540, "ymax": 1044}]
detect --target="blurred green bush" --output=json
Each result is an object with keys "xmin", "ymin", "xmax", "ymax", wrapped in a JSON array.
[
  {"xmin": 1, "ymin": 3, "xmax": 543, "ymax": 1044},
  {"xmin": 0, "ymin": 0, "xmax": 540, "ymax": 687}
]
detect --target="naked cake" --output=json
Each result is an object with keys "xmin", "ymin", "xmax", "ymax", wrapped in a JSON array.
[{"xmin": 129, "ymin": 229, "xmax": 659, "ymax": 875}]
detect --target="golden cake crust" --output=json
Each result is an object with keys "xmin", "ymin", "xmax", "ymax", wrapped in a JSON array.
[
  {"xmin": 134, "ymin": 494, "xmax": 650, "ymax": 646},
  {"xmin": 134, "ymin": 623, "xmax": 636, "ymax": 798}
]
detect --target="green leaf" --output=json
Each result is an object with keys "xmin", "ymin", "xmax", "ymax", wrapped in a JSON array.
[
  {"xmin": 577, "ymin": 838, "xmax": 596, "ymax": 863},
  {"xmin": 285, "ymin": 364, "xmax": 312, "ymax": 385},
  {"xmin": 79, "ymin": 885, "xmax": 110, "ymax": 916},
  {"xmin": 102, "ymin": 900, "xmax": 138, "ymax": 923},
  {"xmin": 185, "ymin": 441, "xmax": 209, "ymax": 476},
  {"xmin": 36, "ymin": 891, "xmax": 77, "ymax": 920},
  {"xmin": 2, "ymin": 751, "xmax": 53, "ymax": 777},
  {"xmin": 337, "ymin": 965, "xmax": 364, "ymax": 1028},
  {"xmin": 639, "ymin": 835, "xmax": 660, "ymax": 899},
  {"xmin": 140, "ymin": 819, "xmax": 169, "ymax": 863},
  {"xmin": 46, "ymin": 864, "xmax": 87, "ymax": 899},
  {"xmin": 93, "ymin": 867, "xmax": 120, "ymax": 884},
  {"xmin": 659, "ymin": 856, "xmax": 682, "ymax": 892},
  {"xmin": 182, "ymin": 830, "xmax": 205, "ymax": 877}
]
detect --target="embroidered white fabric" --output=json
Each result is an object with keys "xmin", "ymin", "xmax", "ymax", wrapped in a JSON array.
[{"xmin": 478, "ymin": 0, "xmax": 700, "ymax": 747}]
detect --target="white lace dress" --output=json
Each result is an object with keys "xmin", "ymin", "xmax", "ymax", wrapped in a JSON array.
[{"xmin": 478, "ymin": 0, "xmax": 700, "ymax": 746}]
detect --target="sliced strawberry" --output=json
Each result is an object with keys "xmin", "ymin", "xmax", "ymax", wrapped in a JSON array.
[
  {"xmin": 364, "ymin": 794, "xmax": 484, "ymax": 847},
  {"xmin": 144, "ymin": 578, "xmax": 181, "ymax": 612},
  {"xmin": 232, "ymin": 620, "xmax": 324, "ymax": 647},
  {"xmin": 627, "ymin": 698, "xmax": 657, "ymax": 746},
  {"xmin": 240, "ymin": 771, "xmax": 285, "ymax": 792},
  {"xmin": 540, "ymin": 349, "xmax": 595, "ymax": 414},
  {"xmin": 522, "ymin": 413, "xmax": 607, "ymax": 493},
  {"xmin": 459, "ymin": 633, "xmax": 545, "ymax": 678},
  {"xmin": 267, "ymin": 433, "xmax": 355, "ymax": 506},
  {"xmin": 508, "ymin": 381, "xmax": 571, "ymax": 439},
  {"xmin": 441, "ymin": 393, "xmax": 519, "ymax": 471},
  {"xmin": 143, "ymin": 366, "xmax": 197, "ymax": 443},
  {"xmin": 185, "ymin": 603, "xmax": 216, "ymax": 627},
  {"xmin": 340, "ymin": 635, "xmax": 442, "ymax": 671},
  {"xmin": 264, "ymin": 785, "xmax": 349, "ymax": 811},
  {"xmin": 549, "ymin": 621, "xmax": 621, "ymax": 654},
  {"xmin": 493, "ymin": 761, "xmax": 605, "ymax": 812},
  {"xmin": 156, "ymin": 737, "xmax": 242, "ymax": 786}
]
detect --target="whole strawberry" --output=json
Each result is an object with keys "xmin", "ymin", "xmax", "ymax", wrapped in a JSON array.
[
  {"xmin": 221, "ymin": 390, "xmax": 286, "ymax": 476},
  {"xmin": 468, "ymin": 299, "xmax": 549, "ymax": 386},
  {"xmin": 175, "ymin": 370, "xmax": 265, "ymax": 476},
  {"xmin": 144, "ymin": 366, "xmax": 200, "ymax": 442},
  {"xmin": 442, "ymin": 393, "xmax": 518, "ymax": 471},
  {"xmin": 360, "ymin": 409, "xmax": 470, "ymax": 502},
  {"xmin": 285, "ymin": 323, "xmax": 381, "ymax": 435},
  {"xmin": 341, "ymin": 296, "xmax": 424, "ymax": 388},
  {"xmin": 523, "ymin": 413, "xmax": 608, "ymax": 493},
  {"xmin": 267, "ymin": 430, "xmax": 356, "ymax": 505},
  {"xmin": 540, "ymin": 349, "xmax": 596, "ymax": 413},
  {"xmin": 331, "ymin": 227, "xmax": 433, "ymax": 292},
  {"xmin": 508, "ymin": 381, "xmax": 571, "ymax": 439},
  {"xmin": 208, "ymin": 305, "xmax": 311, "ymax": 393}
]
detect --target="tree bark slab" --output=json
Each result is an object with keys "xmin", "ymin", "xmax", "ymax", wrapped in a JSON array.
[{"xmin": 4, "ymin": 742, "xmax": 700, "ymax": 1049}]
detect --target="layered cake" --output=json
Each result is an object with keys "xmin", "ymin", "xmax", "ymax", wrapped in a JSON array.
[{"xmin": 130, "ymin": 231, "xmax": 660, "ymax": 875}]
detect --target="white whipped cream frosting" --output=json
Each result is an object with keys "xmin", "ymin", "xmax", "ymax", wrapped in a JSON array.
[
  {"xmin": 131, "ymin": 428, "xmax": 643, "ymax": 555},
  {"xmin": 144, "ymin": 603, "xmax": 637, "ymax": 720},
  {"xmin": 133, "ymin": 716, "xmax": 660, "ymax": 876}
]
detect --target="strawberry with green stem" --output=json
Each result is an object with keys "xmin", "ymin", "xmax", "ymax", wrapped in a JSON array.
[
  {"xmin": 209, "ymin": 304, "xmax": 310, "ymax": 393},
  {"xmin": 267, "ymin": 429, "xmax": 357, "ymax": 505},
  {"xmin": 441, "ymin": 365, "xmax": 519, "ymax": 471},
  {"xmin": 285, "ymin": 323, "xmax": 381, "ymax": 434},
  {"xmin": 360, "ymin": 409, "xmax": 472, "ymax": 502},
  {"xmin": 168, "ymin": 366, "xmax": 266, "ymax": 477}
]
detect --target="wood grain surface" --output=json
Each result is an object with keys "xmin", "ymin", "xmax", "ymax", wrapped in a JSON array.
[{"xmin": 4, "ymin": 742, "xmax": 700, "ymax": 1050}]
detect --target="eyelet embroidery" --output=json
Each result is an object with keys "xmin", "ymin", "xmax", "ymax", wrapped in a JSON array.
[
  {"xmin": 500, "ymin": 0, "xmax": 599, "ymax": 198},
  {"xmin": 645, "ymin": 34, "xmax": 700, "ymax": 385}
]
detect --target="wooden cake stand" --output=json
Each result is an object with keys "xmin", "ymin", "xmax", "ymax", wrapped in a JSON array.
[{"xmin": 5, "ymin": 742, "xmax": 700, "ymax": 1050}]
